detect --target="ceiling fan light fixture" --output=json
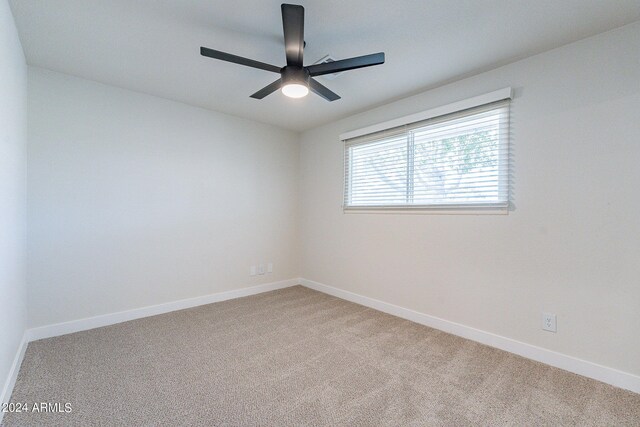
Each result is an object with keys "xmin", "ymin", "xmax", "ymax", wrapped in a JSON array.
[
  {"xmin": 281, "ymin": 82, "xmax": 309, "ymax": 98},
  {"xmin": 200, "ymin": 4, "xmax": 385, "ymax": 102}
]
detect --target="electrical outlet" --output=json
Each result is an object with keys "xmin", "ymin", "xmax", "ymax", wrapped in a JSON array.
[
  {"xmin": 267, "ymin": 263, "xmax": 273, "ymax": 273},
  {"xmin": 258, "ymin": 264, "xmax": 265, "ymax": 275},
  {"xmin": 250, "ymin": 266, "xmax": 257, "ymax": 276},
  {"xmin": 542, "ymin": 312, "xmax": 557, "ymax": 332}
]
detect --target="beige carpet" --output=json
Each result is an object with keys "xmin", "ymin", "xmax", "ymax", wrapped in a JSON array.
[{"xmin": 3, "ymin": 286, "xmax": 639, "ymax": 426}]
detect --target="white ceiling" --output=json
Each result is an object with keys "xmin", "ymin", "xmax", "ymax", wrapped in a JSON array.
[{"xmin": 9, "ymin": 0, "xmax": 640, "ymax": 131}]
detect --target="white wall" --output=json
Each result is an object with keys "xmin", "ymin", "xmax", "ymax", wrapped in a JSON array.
[
  {"xmin": 27, "ymin": 67, "xmax": 299, "ymax": 327},
  {"xmin": 0, "ymin": 0, "xmax": 27, "ymax": 403},
  {"xmin": 299, "ymin": 23, "xmax": 640, "ymax": 376}
]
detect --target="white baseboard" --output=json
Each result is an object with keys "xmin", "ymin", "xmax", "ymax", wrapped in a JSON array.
[
  {"xmin": 300, "ymin": 278, "xmax": 640, "ymax": 394},
  {"xmin": 0, "ymin": 332, "xmax": 28, "ymax": 420},
  {"xmin": 27, "ymin": 278, "xmax": 300, "ymax": 342}
]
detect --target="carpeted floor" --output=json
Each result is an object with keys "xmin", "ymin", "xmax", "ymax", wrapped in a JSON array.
[{"xmin": 3, "ymin": 286, "xmax": 639, "ymax": 426}]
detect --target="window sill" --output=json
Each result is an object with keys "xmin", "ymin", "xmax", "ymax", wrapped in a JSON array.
[{"xmin": 342, "ymin": 206, "xmax": 509, "ymax": 215}]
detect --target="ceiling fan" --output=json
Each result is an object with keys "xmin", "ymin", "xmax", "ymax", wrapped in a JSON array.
[{"xmin": 200, "ymin": 3, "xmax": 385, "ymax": 101}]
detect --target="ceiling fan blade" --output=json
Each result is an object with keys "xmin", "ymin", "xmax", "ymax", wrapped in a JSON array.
[
  {"xmin": 307, "ymin": 52, "xmax": 385, "ymax": 77},
  {"xmin": 250, "ymin": 79, "xmax": 283, "ymax": 99},
  {"xmin": 281, "ymin": 4, "xmax": 304, "ymax": 67},
  {"xmin": 200, "ymin": 47, "xmax": 281, "ymax": 73},
  {"xmin": 309, "ymin": 78, "xmax": 340, "ymax": 102}
]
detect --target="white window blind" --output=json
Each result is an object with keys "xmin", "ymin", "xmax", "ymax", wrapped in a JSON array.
[{"xmin": 343, "ymin": 98, "xmax": 511, "ymax": 210}]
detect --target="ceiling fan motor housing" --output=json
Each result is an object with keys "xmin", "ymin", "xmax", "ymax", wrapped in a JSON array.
[{"xmin": 281, "ymin": 66, "xmax": 310, "ymax": 86}]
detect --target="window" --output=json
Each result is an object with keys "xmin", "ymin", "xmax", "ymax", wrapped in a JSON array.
[{"xmin": 343, "ymin": 91, "xmax": 511, "ymax": 211}]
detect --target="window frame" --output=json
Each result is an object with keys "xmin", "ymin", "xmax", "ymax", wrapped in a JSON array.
[{"xmin": 342, "ymin": 88, "xmax": 512, "ymax": 214}]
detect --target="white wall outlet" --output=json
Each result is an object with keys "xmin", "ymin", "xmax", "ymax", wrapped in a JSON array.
[
  {"xmin": 258, "ymin": 264, "xmax": 265, "ymax": 275},
  {"xmin": 267, "ymin": 263, "xmax": 273, "ymax": 273},
  {"xmin": 542, "ymin": 312, "xmax": 557, "ymax": 332},
  {"xmin": 250, "ymin": 266, "xmax": 257, "ymax": 276}
]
